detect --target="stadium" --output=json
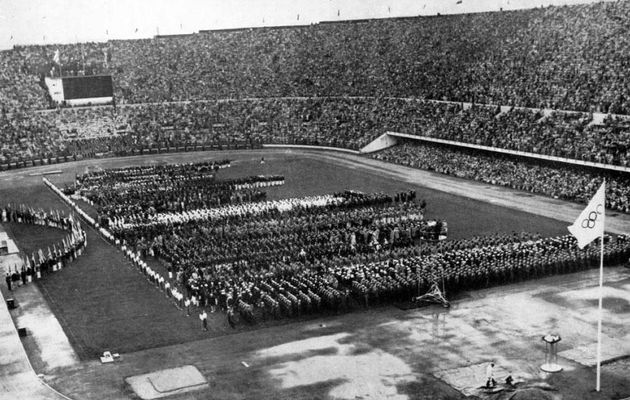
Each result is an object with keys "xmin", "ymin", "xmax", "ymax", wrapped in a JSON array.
[{"xmin": 1, "ymin": 1, "xmax": 630, "ymax": 399}]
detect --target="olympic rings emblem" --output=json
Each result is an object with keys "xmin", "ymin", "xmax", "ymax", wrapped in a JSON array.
[{"xmin": 581, "ymin": 204, "xmax": 603, "ymax": 229}]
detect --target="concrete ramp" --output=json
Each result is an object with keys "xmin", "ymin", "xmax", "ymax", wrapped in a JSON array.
[
  {"xmin": 0, "ymin": 232, "xmax": 19, "ymax": 255},
  {"xmin": 125, "ymin": 365, "xmax": 209, "ymax": 399},
  {"xmin": 0, "ymin": 225, "xmax": 22, "ymax": 275},
  {"xmin": 360, "ymin": 132, "xmax": 399, "ymax": 154}
]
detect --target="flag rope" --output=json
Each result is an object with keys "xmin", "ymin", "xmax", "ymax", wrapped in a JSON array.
[{"xmin": 595, "ymin": 193, "xmax": 605, "ymax": 392}]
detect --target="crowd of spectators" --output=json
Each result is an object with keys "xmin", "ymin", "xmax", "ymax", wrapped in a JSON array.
[
  {"xmin": 417, "ymin": 106, "xmax": 630, "ymax": 166},
  {"xmin": 3, "ymin": 1, "xmax": 630, "ymax": 114},
  {"xmin": 2, "ymin": 98, "xmax": 630, "ymax": 169},
  {"xmin": 2, "ymin": 2, "xmax": 630, "ymax": 171},
  {"xmin": 373, "ymin": 140, "xmax": 630, "ymax": 213},
  {"xmin": 0, "ymin": 101, "xmax": 265, "ymax": 166},
  {"xmin": 0, "ymin": 51, "xmax": 48, "ymax": 113},
  {"xmin": 0, "ymin": 97, "xmax": 400, "ymax": 164}
]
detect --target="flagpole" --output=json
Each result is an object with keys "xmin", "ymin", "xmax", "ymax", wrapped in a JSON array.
[{"xmin": 595, "ymin": 180, "xmax": 605, "ymax": 392}]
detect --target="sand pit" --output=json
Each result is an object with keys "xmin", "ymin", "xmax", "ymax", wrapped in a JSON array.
[
  {"xmin": 433, "ymin": 361, "xmax": 533, "ymax": 397},
  {"xmin": 125, "ymin": 365, "xmax": 208, "ymax": 400},
  {"xmin": 558, "ymin": 285, "xmax": 630, "ymax": 320},
  {"xmin": 558, "ymin": 336, "xmax": 630, "ymax": 367}
]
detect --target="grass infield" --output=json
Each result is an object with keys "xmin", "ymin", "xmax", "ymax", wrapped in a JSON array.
[{"xmin": 2, "ymin": 151, "xmax": 569, "ymax": 360}]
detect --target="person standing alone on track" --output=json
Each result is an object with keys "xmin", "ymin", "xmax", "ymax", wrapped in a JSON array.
[
  {"xmin": 199, "ymin": 310, "xmax": 208, "ymax": 331},
  {"xmin": 227, "ymin": 307, "xmax": 236, "ymax": 329},
  {"xmin": 485, "ymin": 362, "xmax": 496, "ymax": 388}
]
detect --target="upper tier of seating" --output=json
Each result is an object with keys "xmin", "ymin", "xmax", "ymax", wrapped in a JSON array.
[{"xmin": 2, "ymin": 1, "xmax": 630, "ymax": 114}]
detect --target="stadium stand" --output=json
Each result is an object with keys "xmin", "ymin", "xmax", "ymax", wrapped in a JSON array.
[
  {"xmin": 1, "ymin": 98, "xmax": 630, "ymax": 166},
  {"xmin": 373, "ymin": 140, "xmax": 630, "ymax": 214},
  {"xmin": 2, "ymin": 1, "xmax": 630, "ymax": 112}
]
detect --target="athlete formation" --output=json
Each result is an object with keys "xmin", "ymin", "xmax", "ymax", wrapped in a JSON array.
[{"xmin": 48, "ymin": 161, "xmax": 630, "ymax": 327}]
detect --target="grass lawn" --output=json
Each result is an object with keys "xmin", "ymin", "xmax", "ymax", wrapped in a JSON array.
[{"xmin": 1, "ymin": 151, "xmax": 569, "ymax": 360}]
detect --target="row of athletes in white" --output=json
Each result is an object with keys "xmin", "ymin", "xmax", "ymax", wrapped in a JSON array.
[{"xmin": 113, "ymin": 194, "xmax": 346, "ymax": 230}]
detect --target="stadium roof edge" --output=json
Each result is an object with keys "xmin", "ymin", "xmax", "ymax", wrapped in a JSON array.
[
  {"xmin": 195, "ymin": 5, "xmax": 557, "ymax": 34},
  {"xmin": 154, "ymin": 33, "xmax": 196, "ymax": 39},
  {"xmin": 56, "ymin": 74, "xmax": 113, "ymax": 79},
  {"xmin": 196, "ymin": 7, "xmax": 541, "ymax": 34},
  {"xmin": 198, "ymin": 24, "xmax": 311, "ymax": 34},
  {"xmin": 4, "ymin": 3, "xmax": 574, "ymax": 49}
]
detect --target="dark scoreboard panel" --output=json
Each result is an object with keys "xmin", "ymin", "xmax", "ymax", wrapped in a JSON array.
[{"xmin": 62, "ymin": 75, "xmax": 113, "ymax": 99}]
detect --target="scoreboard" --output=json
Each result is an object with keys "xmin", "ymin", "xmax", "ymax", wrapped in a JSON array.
[
  {"xmin": 45, "ymin": 75, "xmax": 114, "ymax": 106},
  {"xmin": 62, "ymin": 75, "xmax": 113, "ymax": 100}
]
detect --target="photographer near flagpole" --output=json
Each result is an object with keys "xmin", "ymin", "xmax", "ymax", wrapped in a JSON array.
[{"xmin": 567, "ymin": 180, "xmax": 605, "ymax": 392}]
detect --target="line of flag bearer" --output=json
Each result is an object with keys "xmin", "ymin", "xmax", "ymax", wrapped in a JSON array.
[{"xmin": 3, "ymin": 204, "xmax": 86, "ymax": 290}]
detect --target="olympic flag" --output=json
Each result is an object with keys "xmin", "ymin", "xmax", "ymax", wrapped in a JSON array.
[
  {"xmin": 567, "ymin": 181, "xmax": 605, "ymax": 249},
  {"xmin": 568, "ymin": 180, "xmax": 606, "ymax": 392}
]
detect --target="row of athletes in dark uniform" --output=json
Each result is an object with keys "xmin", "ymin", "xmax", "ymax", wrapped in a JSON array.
[
  {"xmin": 179, "ymin": 233, "xmax": 630, "ymax": 324},
  {"xmin": 108, "ymin": 217, "xmax": 630, "ymax": 329},
  {"xmin": 149, "ymin": 200, "xmax": 431, "ymax": 270}
]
